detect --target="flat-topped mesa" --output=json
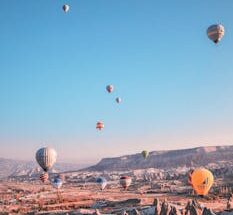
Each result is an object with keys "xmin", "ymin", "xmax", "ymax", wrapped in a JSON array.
[{"xmin": 85, "ymin": 145, "xmax": 233, "ymax": 172}]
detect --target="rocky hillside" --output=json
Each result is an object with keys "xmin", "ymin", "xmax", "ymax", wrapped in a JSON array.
[
  {"xmin": 86, "ymin": 145, "xmax": 233, "ymax": 171},
  {"xmin": 0, "ymin": 158, "xmax": 89, "ymax": 179}
]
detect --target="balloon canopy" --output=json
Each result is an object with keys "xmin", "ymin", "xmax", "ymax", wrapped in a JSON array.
[
  {"xmin": 116, "ymin": 97, "xmax": 122, "ymax": 104},
  {"xmin": 141, "ymin": 150, "xmax": 149, "ymax": 159},
  {"xmin": 106, "ymin": 85, "xmax": 114, "ymax": 93},
  {"xmin": 190, "ymin": 168, "xmax": 214, "ymax": 196},
  {"xmin": 96, "ymin": 177, "xmax": 107, "ymax": 190},
  {"xmin": 52, "ymin": 177, "xmax": 63, "ymax": 189},
  {"xmin": 40, "ymin": 172, "xmax": 49, "ymax": 183},
  {"xmin": 120, "ymin": 176, "xmax": 132, "ymax": 189},
  {"xmin": 207, "ymin": 24, "xmax": 225, "ymax": 44},
  {"xmin": 36, "ymin": 147, "xmax": 57, "ymax": 172},
  {"xmin": 96, "ymin": 121, "xmax": 104, "ymax": 130},
  {"xmin": 62, "ymin": 4, "xmax": 70, "ymax": 13}
]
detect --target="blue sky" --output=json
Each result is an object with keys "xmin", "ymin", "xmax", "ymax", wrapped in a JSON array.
[{"xmin": 1, "ymin": 0, "xmax": 233, "ymax": 163}]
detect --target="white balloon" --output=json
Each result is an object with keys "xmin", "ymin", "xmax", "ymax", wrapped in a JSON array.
[
  {"xmin": 63, "ymin": 4, "xmax": 70, "ymax": 13},
  {"xmin": 52, "ymin": 177, "xmax": 63, "ymax": 189},
  {"xmin": 116, "ymin": 97, "xmax": 122, "ymax": 103},
  {"xmin": 35, "ymin": 147, "xmax": 57, "ymax": 172}
]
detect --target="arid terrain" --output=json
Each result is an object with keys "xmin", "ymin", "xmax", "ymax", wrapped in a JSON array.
[
  {"xmin": 1, "ymin": 146, "xmax": 233, "ymax": 214},
  {"xmin": 0, "ymin": 177, "xmax": 232, "ymax": 214}
]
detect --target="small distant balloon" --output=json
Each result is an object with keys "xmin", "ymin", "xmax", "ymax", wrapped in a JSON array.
[
  {"xmin": 207, "ymin": 24, "xmax": 225, "ymax": 44},
  {"xmin": 141, "ymin": 150, "xmax": 149, "ymax": 159},
  {"xmin": 63, "ymin": 4, "xmax": 70, "ymax": 13},
  {"xmin": 35, "ymin": 147, "xmax": 57, "ymax": 172},
  {"xmin": 106, "ymin": 85, "xmax": 114, "ymax": 93},
  {"xmin": 96, "ymin": 121, "xmax": 104, "ymax": 130},
  {"xmin": 116, "ymin": 97, "xmax": 122, "ymax": 104},
  {"xmin": 40, "ymin": 172, "xmax": 49, "ymax": 183},
  {"xmin": 120, "ymin": 176, "xmax": 132, "ymax": 190},
  {"xmin": 96, "ymin": 177, "xmax": 107, "ymax": 190},
  {"xmin": 52, "ymin": 177, "xmax": 63, "ymax": 189}
]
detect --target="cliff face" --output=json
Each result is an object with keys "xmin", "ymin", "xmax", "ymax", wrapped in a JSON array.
[{"xmin": 86, "ymin": 146, "xmax": 233, "ymax": 171}]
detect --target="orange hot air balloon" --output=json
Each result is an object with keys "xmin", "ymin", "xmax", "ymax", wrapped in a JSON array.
[
  {"xmin": 191, "ymin": 168, "xmax": 214, "ymax": 196},
  {"xmin": 40, "ymin": 172, "xmax": 49, "ymax": 183},
  {"xmin": 96, "ymin": 121, "xmax": 104, "ymax": 130}
]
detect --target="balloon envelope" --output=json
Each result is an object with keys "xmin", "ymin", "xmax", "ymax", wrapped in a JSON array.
[
  {"xmin": 191, "ymin": 168, "xmax": 214, "ymax": 196},
  {"xmin": 116, "ymin": 97, "xmax": 122, "ymax": 103},
  {"xmin": 96, "ymin": 177, "xmax": 107, "ymax": 190},
  {"xmin": 52, "ymin": 177, "xmax": 63, "ymax": 189},
  {"xmin": 96, "ymin": 121, "xmax": 104, "ymax": 130},
  {"xmin": 207, "ymin": 24, "xmax": 225, "ymax": 44},
  {"xmin": 36, "ymin": 147, "xmax": 57, "ymax": 172},
  {"xmin": 106, "ymin": 85, "xmax": 114, "ymax": 93},
  {"xmin": 63, "ymin": 4, "xmax": 69, "ymax": 13},
  {"xmin": 40, "ymin": 172, "xmax": 49, "ymax": 183},
  {"xmin": 120, "ymin": 176, "xmax": 132, "ymax": 189},
  {"xmin": 141, "ymin": 150, "xmax": 149, "ymax": 159}
]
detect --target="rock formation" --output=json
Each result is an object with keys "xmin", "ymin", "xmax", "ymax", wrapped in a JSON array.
[
  {"xmin": 154, "ymin": 198, "xmax": 161, "ymax": 215},
  {"xmin": 160, "ymin": 199, "xmax": 170, "ymax": 215}
]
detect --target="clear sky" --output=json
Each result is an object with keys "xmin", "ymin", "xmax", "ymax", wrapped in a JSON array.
[{"xmin": 1, "ymin": 0, "xmax": 233, "ymax": 163}]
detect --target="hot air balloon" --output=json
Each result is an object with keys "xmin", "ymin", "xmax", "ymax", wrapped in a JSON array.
[
  {"xmin": 40, "ymin": 172, "xmax": 49, "ymax": 183},
  {"xmin": 120, "ymin": 176, "xmax": 132, "ymax": 190},
  {"xmin": 96, "ymin": 177, "xmax": 107, "ymax": 190},
  {"xmin": 62, "ymin": 4, "xmax": 69, "ymax": 13},
  {"xmin": 191, "ymin": 168, "xmax": 214, "ymax": 196},
  {"xmin": 96, "ymin": 121, "xmax": 104, "ymax": 130},
  {"xmin": 35, "ymin": 147, "xmax": 57, "ymax": 172},
  {"xmin": 106, "ymin": 85, "xmax": 114, "ymax": 93},
  {"xmin": 141, "ymin": 150, "xmax": 149, "ymax": 159},
  {"xmin": 116, "ymin": 97, "xmax": 122, "ymax": 104},
  {"xmin": 52, "ymin": 177, "xmax": 63, "ymax": 189},
  {"xmin": 207, "ymin": 24, "xmax": 225, "ymax": 44}
]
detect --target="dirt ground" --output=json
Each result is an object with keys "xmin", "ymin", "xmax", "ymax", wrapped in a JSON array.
[{"xmin": 0, "ymin": 181, "xmax": 229, "ymax": 214}]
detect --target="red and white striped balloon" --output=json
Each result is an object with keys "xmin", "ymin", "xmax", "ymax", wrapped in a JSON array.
[
  {"xmin": 40, "ymin": 172, "xmax": 49, "ymax": 183},
  {"xmin": 96, "ymin": 121, "xmax": 104, "ymax": 130}
]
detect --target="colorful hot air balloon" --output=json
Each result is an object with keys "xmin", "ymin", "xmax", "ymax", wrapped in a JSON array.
[
  {"xmin": 36, "ymin": 147, "xmax": 57, "ymax": 172},
  {"xmin": 52, "ymin": 177, "xmax": 63, "ymax": 189},
  {"xmin": 120, "ymin": 176, "xmax": 132, "ymax": 190},
  {"xmin": 116, "ymin": 97, "xmax": 122, "ymax": 104},
  {"xmin": 207, "ymin": 24, "xmax": 225, "ymax": 44},
  {"xmin": 96, "ymin": 177, "xmax": 107, "ymax": 190},
  {"xmin": 106, "ymin": 85, "xmax": 114, "ymax": 93},
  {"xmin": 62, "ymin": 4, "xmax": 70, "ymax": 13},
  {"xmin": 191, "ymin": 168, "xmax": 214, "ymax": 196},
  {"xmin": 141, "ymin": 150, "xmax": 149, "ymax": 159},
  {"xmin": 96, "ymin": 121, "xmax": 104, "ymax": 130},
  {"xmin": 40, "ymin": 172, "xmax": 49, "ymax": 183}
]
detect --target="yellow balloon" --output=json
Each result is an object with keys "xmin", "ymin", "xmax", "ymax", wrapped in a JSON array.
[{"xmin": 191, "ymin": 168, "xmax": 214, "ymax": 196}]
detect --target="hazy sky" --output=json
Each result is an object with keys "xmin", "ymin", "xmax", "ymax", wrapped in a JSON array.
[{"xmin": 1, "ymin": 0, "xmax": 233, "ymax": 163}]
